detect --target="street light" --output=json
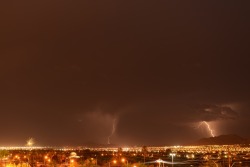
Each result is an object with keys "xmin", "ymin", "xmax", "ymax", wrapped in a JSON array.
[
  {"xmin": 121, "ymin": 158, "xmax": 128, "ymax": 167},
  {"xmin": 44, "ymin": 156, "xmax": 48, "ymax": 166},
  {"xmin": 156, "ymin": 159, "xmax": 163, "ymax": 167},
  {"xmin": 91, "ymin": 157, "xmax": 97, "ymax": 166},
  {"xmin": 169, "ymin": 153, "xmax": 176, "ymax": 167}
]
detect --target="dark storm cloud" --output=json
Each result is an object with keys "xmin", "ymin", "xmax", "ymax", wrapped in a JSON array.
[
  {"xmin": 195, "ymin": 104, "xmax": 238, "ymax": 122},
  {"xmin": 0, "ymin": 0, "xmax": 250, "ymax": 146}
]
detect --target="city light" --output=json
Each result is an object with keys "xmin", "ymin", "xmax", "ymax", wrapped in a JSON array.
[{"xmin": 0, "ymin": 145, "xmax": 249, "ymax": 167}]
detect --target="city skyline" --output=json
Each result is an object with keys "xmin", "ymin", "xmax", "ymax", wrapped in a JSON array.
[{"xmin": 1, "ymin": 1, "xmax": 250, "ymax": 146}]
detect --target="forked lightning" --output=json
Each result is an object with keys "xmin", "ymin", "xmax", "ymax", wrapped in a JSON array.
[{"xmin": 198, "ymin": 121, "xmax": 215, "ymax": 137}]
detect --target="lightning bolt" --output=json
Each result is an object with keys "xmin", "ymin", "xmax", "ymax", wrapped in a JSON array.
[
  {"xmin": 198, "ymin": 121, "xmax": 215, "ymax": 137},
  {"xmin": 108, "ymin": 118, "xmax": 117, "ymax": 144}
]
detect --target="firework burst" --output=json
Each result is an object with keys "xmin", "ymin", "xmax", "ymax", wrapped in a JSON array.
[{"xmin": 26, "ymin": 138, "xmax": 35, "ymax": 147}]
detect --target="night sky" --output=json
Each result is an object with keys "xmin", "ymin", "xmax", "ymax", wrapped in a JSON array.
[{"xmin": 1, "ymin": 1, "xmax": 250, "ymax": 146}]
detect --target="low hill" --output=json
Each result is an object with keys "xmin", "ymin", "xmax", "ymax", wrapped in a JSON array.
[{"xmin": 193, "ymin": 134, "xmax": 249, "ymax": 145}]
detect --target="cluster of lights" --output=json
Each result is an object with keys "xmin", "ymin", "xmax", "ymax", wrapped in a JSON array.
[
  {"xmin": 44, "ymin": 155, "xmax": 51, "ymax": 163},
  {"xmin": 0, "ymin": 147, "xmax": 249, "ymax": 167},
  {"xmin": 111, "ymin": 158, "xmax": 136, "ymax": 167}
]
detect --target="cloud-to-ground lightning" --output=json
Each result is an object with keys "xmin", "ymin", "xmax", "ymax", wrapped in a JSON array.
[
  {"xmin": 198, "ymin": 121, "xmax": 215, "ymax": 137},
  {"xmin": 108, "ymin": 118, "xmax": 117, "ymax": 144}
]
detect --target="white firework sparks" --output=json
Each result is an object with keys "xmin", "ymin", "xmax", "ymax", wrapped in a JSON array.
[{"xmin": 26, "ymin": 138, "xmax": 35, "ymax": 147}]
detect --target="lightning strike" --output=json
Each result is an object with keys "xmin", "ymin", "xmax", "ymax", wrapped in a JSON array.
[
  {"xmin": 198, "ymin": 121, "xmax": 215, "ymax": 137},
  {"xmin": 108, "ymin": 118, "xmax": 117, "ymax": 144}
]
